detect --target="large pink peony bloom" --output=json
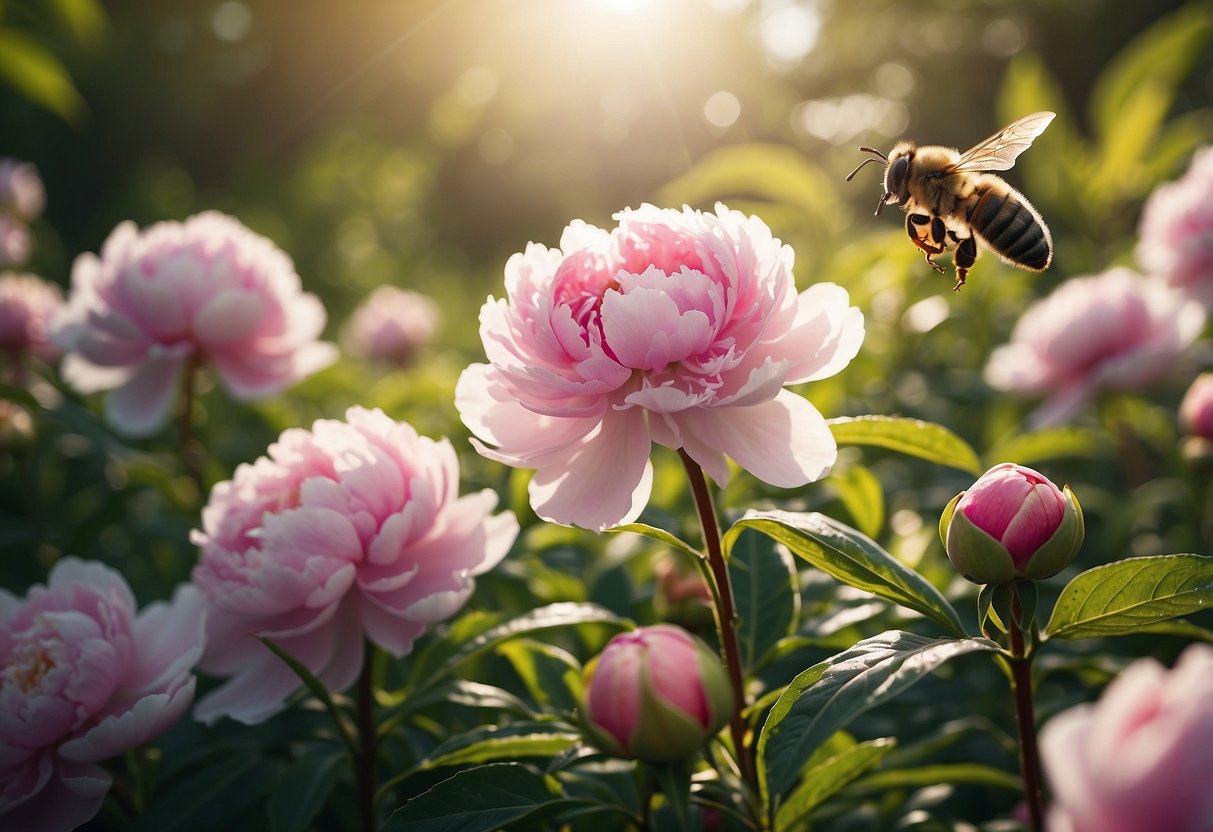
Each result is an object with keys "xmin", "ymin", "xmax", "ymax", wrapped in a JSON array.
[
  {"xmin": 1041, "ymin": 643, "xmax": 1213, "ymax": 832},
  {"xmin": 456, "ymin": 203, "xmax": 865, "ymax": 530},
  {"xmin": 1138, "ymin": 146, "xmax": 1213, "ymax": 309},
  {"xmin": 0, "ymin": 559, "xmax": 205, "ymax": 832},
  {"xmin": 984, "ymin": 268, "xmax": 1205, "ymax": 427},
  {"xmin": 190, "ymin": 406, "xmax": 519, "ymax": 725},
  {"xmin": 53, "ymin": 211, "xmax": 337, "ymax": 437},
  {"xmin": 342, "ymin": 285, "xmax": 441, "ymax": 365},
  {"xmin": 0, "ymin": 273, "xmax": 63, "ymax": 364}
]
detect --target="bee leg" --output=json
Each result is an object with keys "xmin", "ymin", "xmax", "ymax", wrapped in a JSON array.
[
  {"xmin": 952, "ymin": 233, "xmax": 978, "ymax": 291},
  {"xmin": 906, "ymin": 214, "xmax": 947, "ymax": 272}
]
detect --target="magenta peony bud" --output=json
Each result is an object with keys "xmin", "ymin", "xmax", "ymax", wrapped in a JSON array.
[
  {"xmin": 1179, "ymin": 372, "xmax": 1213, "ymax": 439},
  {"xmin": 582, "ymin": 624, "xmax": 734, "ymax": 762},
  {"xmin": 940, "ymin": 463, "xmax": 1083, "ymax": 584}
]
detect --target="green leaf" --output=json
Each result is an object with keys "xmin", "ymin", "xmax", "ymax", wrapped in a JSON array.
[
  {"xmin": 828, "ymin": 464, "xmax": 885, "ymax": 539},
  {"xmin": 774, "ymin": 738, "xmax": 896, "ymax": 830},
  {"xmin": 45, "ymin": 0, "xmax": 109, "ymax": 46},
  {"xmin": 0, "ymin": 30, "xmax": 85, "ymax": 123},
  {"xmin": 131, "ymin": 750, "xmax": 282, "ymax": 832},
  {"xmin": 984, "ymin": 427, "xmax": 1107, "ymax": 469},
  {"xmin": 382, "ymin": 763, "xmax": 564, "ymax": 832},
  {"xmin": 757, "ymin": 631, "xmax": 1000, "ymax": 802},
  {"xmin": 729, "ymin": 529, "xmax": 800, "ymax": 673},
  {"xmin": 259, "ymin": 636, "xmax": 356, "ymax": 753},
  {"xmin": 497, "ymin": 639, "xmax": 583, "ymax": 713},
  {"xmin": 1089, "ymin": 4, "xmax": 1212, "ymax": 147},
  {"xmin": 612, "ymin": 523, "xmax": 702, "ymax": 561},
  {"xmin": 851, "ymin": 762, "xmax": 1021, "ymax": 792},
  {"xmin": 826, "ymin": 416, "xmax": 983, "ymax": 475},
  {"xmin": 728, "ymin": 510, "xmax": 966, "ymax": 637},
  {"xmin": 267, "ymin": 750, "xmax": 346, "ymax": 832},
  {"xmin": 421, "ymin": 603, "xmax": 629, "ymax": 694},
  {"xmin": 417, "ymin": 723, "xmax": 582, "ymax": 772},
  {"xmin": 1043, "ymin": 554, "xmax": 1213, "ymax": 640}
]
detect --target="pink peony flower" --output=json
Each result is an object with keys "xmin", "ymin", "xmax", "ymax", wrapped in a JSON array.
[
  {"xmin": 940, "ymin": 462, "xmax": 1083, "ymax": 584},
  {"xmin": 1179, "ymin": 372, "xmax": 1213, "ymax": 439},
  {"xmin": 456, "ymin": 203, "xmax": 865, "ymax": 530},
  {"xmin": 0, "ymin": 558, "xmax": 205, "ymax": 832},
  {"xmin": 582, "ymin": 624, "xmax": 733, "ymax": 762},
  {"xmin": 0, "ymin": 159, "xmax": 45, "ymax": 222},
  {"xmin": 984, "ymin": 268, "xmax": 1205, "ymax": 427},
  {"xmin": 1138, "ymin": 146, "xmax": 1213, "ymax": 309},
  {"xmin": 1041, "ymin": 643, "xmax": 1213, "ymax": 832},
  {"xmin": 0, "ymin": 273, "xmax": 63, "ymax": 364},
  {"xmin": 190, "ymin": 406, "xmax": 519, "ymax": 725},
  {"xmin": 52, "ymin": 211, "xmax": 338, "ymax": 437},
  {"xmin": 342, "ymin": 285, "xmax": 441, "ymax": 364},
  {"xmin": 0, "ymin": 216, "xmax": 31, "ymax": 268}
]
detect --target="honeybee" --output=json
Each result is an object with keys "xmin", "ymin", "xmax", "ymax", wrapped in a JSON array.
[{"xmin": 846, "ymin": 111, "xmax": 1055, "ymax": 290}]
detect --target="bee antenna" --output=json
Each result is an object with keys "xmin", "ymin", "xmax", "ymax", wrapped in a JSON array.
[{"xmin": 845, "ymin": 148, "xmax": 889, "ymax": 182}]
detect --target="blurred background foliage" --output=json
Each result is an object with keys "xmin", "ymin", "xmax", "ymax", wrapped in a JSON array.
[{"xmin": 2, "ymin": 1, "xmax": 1213, "ymax": 827}]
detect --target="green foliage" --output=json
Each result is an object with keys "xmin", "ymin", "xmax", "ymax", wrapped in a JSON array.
[{"xmin": 1043, "ymin": 554, "xmax": 1213, "ymax": 640}]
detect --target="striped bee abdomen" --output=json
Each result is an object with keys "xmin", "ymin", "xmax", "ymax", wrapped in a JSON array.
[{"xmin": 968, "ymin": 187, "xmax": 1052, "ymax": 271}]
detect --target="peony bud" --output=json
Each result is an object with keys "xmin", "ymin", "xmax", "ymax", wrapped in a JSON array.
[
  {"xmin": 940, "ymin": 463, "xmax": 1083, "ymax": 584},
  {"xmin": 1179, "ymin": 372, "xmax": 1213, "ymax": 439},
  {"xmin": 582, "ymin": 624, "xmax": 734, "ymax": 762}
]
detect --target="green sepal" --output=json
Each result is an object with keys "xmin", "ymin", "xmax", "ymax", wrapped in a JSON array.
[
  {"xmin": 944, "ymin": 506, "xmax": 1016, "ymax": 585},
  {"xmin": 1012, "ymin": 579, "xmax": 1039, "ymax": 632},
  {"xmin": 977, "ymin": 583, "xmax": 1006, "ymax": 635}
]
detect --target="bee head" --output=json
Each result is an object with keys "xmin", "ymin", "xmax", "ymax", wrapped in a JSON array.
[
  {"xmin": 846, "ymin": 145, "xmax": 911, "ymax": 216},
  {"xmin": 881, "ymin": 152, "xmax": 912, "ymax": 213}
]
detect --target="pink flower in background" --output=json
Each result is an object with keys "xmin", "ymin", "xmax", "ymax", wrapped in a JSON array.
[
  {"xmin": 1041, "ymin": 643, "xmax": 1213, "ymax": 832},
  {"xmin": 984, "ymin": 268, "xmax": 1204, "ymax": 427},
  {"xmin": 456, "ymin": 203, "xmax": 864, "ymax": 530},
  {"xmin": 343, "ymin": 285, "xmax": 441, "ymax": 364},
  {"xmin": 53, "ymin": 211, "xmax": 337, "ymax": 437},
  {"xmin": 0, "ymin": 217, "xmax": 31, "ymax": 268},
  {"xmin": 0, "ymin": 558, "xmax": 205, "ymax": 832},
  {"xmin": 1180, "ymin": 372, "xmax": 1213, "ymax": 439},
  {"xmin": 1138, "ymin": 146, "xmax": 1213, "ymax": 309},
  {"xmin": 190, "ymin": 406, "xmax": 518, "ymax": 725},
  {"xmin": 0, "ymin": 159, "xmax": 45, "ymax": 222},
  {"xmin": 0, "ymin": 273, "xmax": 63, "ymax": 364}
]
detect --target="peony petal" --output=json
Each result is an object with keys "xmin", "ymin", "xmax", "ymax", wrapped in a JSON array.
[
  {"xmin": 104, "ymin": 353, "xmax": 188, "ymax": 438},
  {"xmin": 0, "ymin": 758, "xmax": 110, "ymax": 832},
  {"xmin": 528, "ymin": 409, "xmax": 653, "ymax": 530},
  {"xmin": 677, "ymin": 390, "xmax": 835, "ymax": 488},
  {"xmin": 193, "ymin": 288, "xmax": 267, "ymax": 344}
]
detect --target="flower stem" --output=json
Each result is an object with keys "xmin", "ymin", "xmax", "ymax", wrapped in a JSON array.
[
  {"xmin": 178, "ymin": 354, "xmax": 204, "ymax": 491},
  {"xmin": 677, "ymin": 449, "xmax": 756, "ymax": 792},
  {"xmin": 1008, "ymin": 583, "xmax": 1045, "ymax": 832},
  {"xmin": 358, "ymin": 647, "xmax": 377, "ymax": 832}
]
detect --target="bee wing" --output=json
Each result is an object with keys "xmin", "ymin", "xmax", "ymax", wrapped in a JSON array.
[{"xmin": 947, "ymin": 111, "xmax": 1055, "ymax": 173}]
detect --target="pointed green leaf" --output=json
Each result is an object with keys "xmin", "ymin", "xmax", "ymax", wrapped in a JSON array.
[
  {"xmin": 852, "ymin": 763, "xmax": 1021, "ymax": 792},
  {"xmin": 728, "ymin": 510, "xmax": 965, "ymax": 637},
  {"xmin": 757, "ymin": 631, "xmax": 999, "ymax": 802},
  {"xmin": 612, "ymin": 523, "xmax": 702, "ymax": 560},
  {"xmin": 383, "ymin": 763, "xmax": 564, "ymax": 832},
  {"xmin": 0, "ymin": 30, "xmax": 85, "ymax": 123},
  {"xmin": 431, "ymin": 603, "xmax": 630, "ymax": 689},
  {"xmin": 826, "ymin": 416, "xmax": 982, "ymax": 475},
  {"xmin": 1043, "ymin": 554, "xmax": 1213, "ymax": 640},
  {"xmin": 729, "ymin": 529, "xmax": 800, "ymax": 672},
  {"xmin": 417, "ymin": 723, "xmax": 581, "ymax": 772},
  {"xmin": 267, "ymin": 750, "xmax": 346, "ymax": 832},
  {"xmin": 259, "ymin": 636, "xmax": 356, "ymax": 753},
  {"xmin": 774, "ymin": 738, "xmax": 896, "ymax": 830}
]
